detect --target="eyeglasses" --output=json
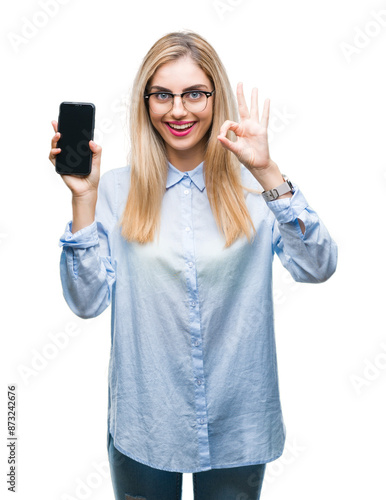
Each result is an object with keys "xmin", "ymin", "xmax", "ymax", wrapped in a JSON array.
[{"xmin": 144, "ymin": 89, "xmax": 215, "ymax": 114}]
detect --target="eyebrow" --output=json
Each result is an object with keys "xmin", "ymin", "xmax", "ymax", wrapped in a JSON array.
[{"xmin": 149, "ymin": 84, "xmax": 209, "ymax": 92}]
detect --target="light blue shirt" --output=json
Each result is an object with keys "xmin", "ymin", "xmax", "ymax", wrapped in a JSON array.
[{"xmin": 58, "ymin": 160, "xmax": 337, "ymax": 473}]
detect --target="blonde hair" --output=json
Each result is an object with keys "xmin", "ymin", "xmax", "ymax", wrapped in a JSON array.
[{"xmin": 119, "ymin": 30, "xmax": 261, "ymax": 248}]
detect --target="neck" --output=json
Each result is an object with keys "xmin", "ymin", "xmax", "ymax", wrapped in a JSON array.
[{"xmin": 166, "ymin": 137, "xmax": 207, "ymax": 172}]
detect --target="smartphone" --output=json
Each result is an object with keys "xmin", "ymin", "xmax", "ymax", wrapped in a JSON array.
[{"xmin": 55, "ymin": 102, "xmax": 95, "ymax": 176}]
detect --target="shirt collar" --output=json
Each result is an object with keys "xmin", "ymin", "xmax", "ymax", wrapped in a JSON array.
[{"xmin": 166, "ymin": 160, "xmax": 206, "ymax": 192}]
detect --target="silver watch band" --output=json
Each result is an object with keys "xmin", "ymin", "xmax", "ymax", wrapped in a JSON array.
[{"xmin": 262, "ymin": 175, "xmax": 294, "ymax": 202}]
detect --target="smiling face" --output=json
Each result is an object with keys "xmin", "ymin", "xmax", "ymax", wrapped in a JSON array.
[{"xmin": 146, "ymin": 56, "xmax": 214, "ymax": 171}]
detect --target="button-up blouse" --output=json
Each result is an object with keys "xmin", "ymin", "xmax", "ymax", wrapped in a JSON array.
[{"xmin": 58, "ymin": 160, "xmax": 337, "ymax": 472}]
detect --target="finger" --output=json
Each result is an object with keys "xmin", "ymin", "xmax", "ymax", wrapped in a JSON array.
[
  {"xmin": 89, "ymin": 140, "xmax": 101, "ymax": 153},
  {"xmin": 261, "ymin": 98, "xmax": 270, "ymax": 129},
  {"xmin": 51, "ymin": 120, "xmax": 58, "ymax": 133},
  {"xmin": 218, "ymin": 120, "xmax": 241, "ymax": 137},
  {"xmin": 236, "ymin": 82, "xmax": 250, "ymax": 121},
  {"xmin": 217, "ymin": 134, "xmax": 238, "ymax": 154},
  {"xmin": 48, "ymin": 147, "xmax": 61, "ymax": 162},
  {"xmin": 51, "ymin": 131, "xmax": 60, "ymax": 148},
  {"xmin": 89, "ymin": 140, "xmax": 102, "ymax": 160},
  {"xmin": 250, "ymin": 88, "xmax": 259, "ymax": 122}
]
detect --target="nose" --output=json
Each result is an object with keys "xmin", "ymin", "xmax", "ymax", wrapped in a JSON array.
[{"xmin": 170, "ymin": 95, "xmax": 188, "ymax": 118}]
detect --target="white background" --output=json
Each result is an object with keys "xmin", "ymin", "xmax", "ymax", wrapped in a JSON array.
[{"xmin": 1, "ymin": 0, "xmax": 385, "ymax": 498}]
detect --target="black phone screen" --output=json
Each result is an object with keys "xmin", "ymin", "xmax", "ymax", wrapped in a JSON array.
[{"xmin": 56, "ymin": 102, "xmax": 95, "ymax": 176}]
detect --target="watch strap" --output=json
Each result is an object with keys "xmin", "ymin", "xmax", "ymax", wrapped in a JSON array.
[{"xmin": 262, "ymin": 175, "xmax": 294, "ymax": 202}]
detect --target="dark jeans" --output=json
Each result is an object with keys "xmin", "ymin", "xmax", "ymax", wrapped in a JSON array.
[{"xmin": 108, "ymin": 431, "xmax": 266, "ymax": 500}]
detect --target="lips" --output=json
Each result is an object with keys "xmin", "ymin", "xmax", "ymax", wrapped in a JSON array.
[{"xmin": 163, "ymin": 121, "xmax": 197, "ymax": 136}]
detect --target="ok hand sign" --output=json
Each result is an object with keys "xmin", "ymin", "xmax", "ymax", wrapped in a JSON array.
[{"xmin": 217, "ymin": 82, "xmax": 273, "ymax": 174}]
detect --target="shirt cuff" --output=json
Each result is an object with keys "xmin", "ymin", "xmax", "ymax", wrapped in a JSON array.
[
  {"xmin": 58, "ymin": 219, "xmax": 99, "ymax": 249},
  {"xmin": 264, "ymin": 184, "xmax": 309, "ymax": 223}
]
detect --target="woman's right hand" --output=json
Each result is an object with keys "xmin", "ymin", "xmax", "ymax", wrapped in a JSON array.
[{"xmin": 48, "ymin": 120, "xmax": 102, "ymax": 199}]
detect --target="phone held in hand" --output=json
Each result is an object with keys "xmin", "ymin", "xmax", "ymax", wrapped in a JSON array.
[{"xmin": 56, "ymin": 102, "xmax": 95, "ymax": 176}]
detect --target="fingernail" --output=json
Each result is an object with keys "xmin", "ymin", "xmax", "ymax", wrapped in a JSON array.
[{"xmin": 90, "ymin": 140, "xmax": 95, "ymax": 145}]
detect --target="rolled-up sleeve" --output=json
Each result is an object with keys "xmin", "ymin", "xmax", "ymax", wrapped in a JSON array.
[
  {"xmin": 58, "ymin": 170, "xmax": 117, "ymax": 318},
  {"xmin": 266, "ymin": 184, "xmax": 338, "ymax": 283}
]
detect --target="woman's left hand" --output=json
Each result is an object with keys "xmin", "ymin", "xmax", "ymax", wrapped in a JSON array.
[{"xmin": 217, "ymin": 82, "xmax": 273, "ymax": 173}]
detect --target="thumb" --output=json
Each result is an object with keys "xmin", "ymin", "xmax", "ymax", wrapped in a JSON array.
[
  {"xmin": 217, "ymin": 134, "xmax": 237, "ymax": 154},
  {"xmin": 89, "ymin": 140, "xmax": 102, "ymax": 157}
]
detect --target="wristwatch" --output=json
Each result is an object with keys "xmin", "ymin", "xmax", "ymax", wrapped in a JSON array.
[{"xmin": 262, "ymin": 175, "xmax": 294, "ymax": 202}]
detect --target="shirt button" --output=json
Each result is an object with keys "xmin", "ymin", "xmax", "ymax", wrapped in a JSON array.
[
  {"xmin": 199, "ymin": 418, "xmax": 205, "ymax": 424},
  {"xmin": 197, "ymin": 379, "xmax": 202, "ymax": 385},
  {"xmin": 184, "ymin": 189, "xmax": 190, "ymax": 194},
  {"xmin": 194, "ymin": 340, "xmax": 200, "ymax": 346},
  {"xmin": 191, "ymin": 301, "xmax": 196, "ymax": 306},
  {"xmin": 188, "ymin": 262, "xmax": 193, "ymax": 267},
  {"xmin": 185, "ymin": 227, "xmax": 190, "ymax": 232}
]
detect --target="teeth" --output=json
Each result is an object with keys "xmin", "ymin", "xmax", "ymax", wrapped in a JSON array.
[{"xmin": 168, "ymin": 122, "xmax": 195, "ymax": 130}]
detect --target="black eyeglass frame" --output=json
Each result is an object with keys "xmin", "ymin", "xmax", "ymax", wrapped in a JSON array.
[{"xmin": 144, "ymin": 89, "xmax": 215, "ymax": 113}]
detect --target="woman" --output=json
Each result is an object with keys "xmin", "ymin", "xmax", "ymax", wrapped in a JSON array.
[{"xmin": 49, "ymin": 30, "xmax": 337, "ymax": 500}]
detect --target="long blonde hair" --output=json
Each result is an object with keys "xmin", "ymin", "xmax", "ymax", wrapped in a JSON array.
[{"xmin": 119, "ymin": 30, "xmax": 261, "ymax": 248}]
